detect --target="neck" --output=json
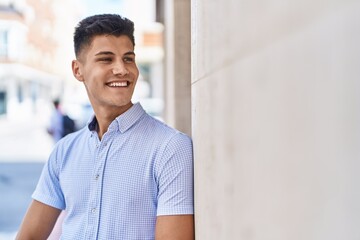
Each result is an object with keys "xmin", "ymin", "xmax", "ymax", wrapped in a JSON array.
[{"xmin": 93, "ymin": 102, "xmax": 133, "ymax": 140}]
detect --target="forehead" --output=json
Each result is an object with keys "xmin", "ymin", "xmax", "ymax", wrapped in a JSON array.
[{"xmin": 80, "ymin": 35, "xmax": 134, "ymax": 58}]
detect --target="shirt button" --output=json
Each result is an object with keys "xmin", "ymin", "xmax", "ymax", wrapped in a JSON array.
[
  {"xmin": 95, "ymin": 174, "xmax": 99, "ymax": 180},
  {"xmin": 91, "ymin": 208, "xmax": 96, "ymax": 213}
]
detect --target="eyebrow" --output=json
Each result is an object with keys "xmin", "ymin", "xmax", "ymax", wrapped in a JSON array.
[{"xmin": 95, "ymin": 51, "xmax": 136, "ymax": 56}]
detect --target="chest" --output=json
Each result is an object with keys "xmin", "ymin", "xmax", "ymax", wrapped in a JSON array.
[{"xmin": 59, "ymin": 137, "xmax": 158, "ymax": 212}]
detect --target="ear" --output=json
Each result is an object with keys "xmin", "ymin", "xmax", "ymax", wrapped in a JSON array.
[{"xmin": 72, "ymin": 60, "xmax": 84, "ymax": 82}]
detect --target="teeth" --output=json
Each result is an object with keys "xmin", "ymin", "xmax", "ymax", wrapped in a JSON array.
[{"xmin": 108, "ymin": 82, "xmax": 127, "ymax": 87}]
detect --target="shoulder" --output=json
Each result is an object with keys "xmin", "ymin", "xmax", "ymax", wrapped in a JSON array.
[
  {"xmin": 141, "ymin": 116, "xmax": 193, "ymax": 163},
  {"xmin": 50, "ymin": 127, "xmax": 89, "ymax": 159},
  {"xmin": 140, "ymin": 114, "xmax": 192, "ymax": 146},
  {"xmin": 140, "ymin": 113, "xmax": 186, "ymax": 136}
]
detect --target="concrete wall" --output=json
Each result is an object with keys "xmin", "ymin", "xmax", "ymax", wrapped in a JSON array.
[
  {"xmin": 192, "ymin": 0, "xmax": 360, "ymax": 239},
  {"xmin": 164, "ymin": 0, "xmax": 192, "ymax": 136}
]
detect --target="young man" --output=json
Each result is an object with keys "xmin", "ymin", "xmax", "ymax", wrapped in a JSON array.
[{"xmin": 16, "ymin": 14, "xmax": 194, "ymax": 239}]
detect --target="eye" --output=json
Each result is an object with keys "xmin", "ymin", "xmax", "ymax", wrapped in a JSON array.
[
  {"xmin": 123, "ymin": 56, "xmax": 135, "ymax": 63},
  {"xmin": 98, "ymin": 58, "xmax": 112, "ymax": 63}
]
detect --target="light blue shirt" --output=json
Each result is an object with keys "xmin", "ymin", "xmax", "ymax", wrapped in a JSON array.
[{"xmin": 32, "ymin": 103, "xmax": 194, "ymax": 239}]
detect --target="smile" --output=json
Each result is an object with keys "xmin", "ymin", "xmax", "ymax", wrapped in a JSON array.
[{"xmin": 107, "ymin": 81, "xmax": 129, "ymax": 87}]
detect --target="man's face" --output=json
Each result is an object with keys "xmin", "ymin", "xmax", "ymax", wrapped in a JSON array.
[{"xmin": 72, "ymin": 35, "xmax": 139, "ymax": 114}]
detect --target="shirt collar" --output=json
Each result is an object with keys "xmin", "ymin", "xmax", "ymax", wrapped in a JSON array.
[{"xmin": 88, "ymin": 103, "xmax": 146, "ymax": 133}]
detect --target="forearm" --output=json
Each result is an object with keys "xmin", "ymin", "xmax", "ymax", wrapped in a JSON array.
[{"xmin": 155, "ymin": 215, "xmax": 195, "ymax": 240}]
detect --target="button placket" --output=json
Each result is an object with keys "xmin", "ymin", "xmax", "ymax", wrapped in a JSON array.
[
  {"xmin": 87, "ymin": 132, "xmax": 114, "ymax": 238},
  {"xmin": 86, "ymin": 138, "xmax": 103, "ymax": 238}
]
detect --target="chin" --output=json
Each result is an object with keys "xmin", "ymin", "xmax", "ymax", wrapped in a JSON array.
[{"xmin": 115, "ymin": 101, "xmax": 132, "ymax": 108}]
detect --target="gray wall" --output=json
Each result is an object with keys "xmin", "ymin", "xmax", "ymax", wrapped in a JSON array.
[{"xmin": 192, "ymin": 0, "xmax": 360, "ymax": 239}]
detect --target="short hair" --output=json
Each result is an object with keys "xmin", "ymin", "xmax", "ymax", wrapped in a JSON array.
[
  {"xmin": 73, "ymin": 14, "xmax": 135, "ymax": 58},
  {"xmin": 53, "ymin": 99, "xmax": 60, "ymax": 108}
]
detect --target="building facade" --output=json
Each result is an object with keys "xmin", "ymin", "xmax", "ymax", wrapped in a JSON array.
[{"xmin": 0, "ymin": 0, "xmax": 81, "ymax": 120}]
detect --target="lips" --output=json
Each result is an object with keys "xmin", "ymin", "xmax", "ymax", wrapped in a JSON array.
[{"xmin": 107, "ymin": 81, "xmax": 129, "ymax": 87}]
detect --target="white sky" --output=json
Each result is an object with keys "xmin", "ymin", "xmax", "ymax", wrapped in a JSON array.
[{"xmin": 80, "ymin": 0, "xmax": 125, "ymax": 16}]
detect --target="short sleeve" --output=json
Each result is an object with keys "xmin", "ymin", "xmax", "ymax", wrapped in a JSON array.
[
  {"xmin": 155, "ymin": 133, "xmax": 194, "ymax": 216},
  {"xmin": 32, "ymin": 146, "xmax": 65, "ymax": 210}
]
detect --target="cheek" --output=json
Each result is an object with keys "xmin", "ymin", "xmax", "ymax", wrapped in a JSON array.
[
  {"xmin": 83, "ymin": 74, "xmax": 102, "ymax": 94},
  {"xmin": 133, "ymin": 69, "xmax": 139, "ymax": 80},
  {"xmin": 84, "ymin": 68, "xmax": 103, "ymax": 83}
]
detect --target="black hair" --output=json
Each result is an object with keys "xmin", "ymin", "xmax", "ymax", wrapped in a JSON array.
[
  {"xmin": 73, "ymin": 14, "xmax": 135, "ymax": 58},
  {"xmin": 53, "ymin": 99, "xmax": 60, "ymax": 108}
]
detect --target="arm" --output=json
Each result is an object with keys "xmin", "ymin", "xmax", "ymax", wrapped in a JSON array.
[
  {"xmin": 155, "ymin": 215, "xmax": 194, "ymax": 240},
  {"xmin": 16, "ymin": 200, "xmax": 61, "ymax": 240},
  {"xmin": 155, "ymin": 134, "xmax": 194, "ymax": 239}
]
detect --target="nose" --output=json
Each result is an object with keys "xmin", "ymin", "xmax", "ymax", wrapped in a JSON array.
[{"xmin": 112, "ymin": 62, "xmax": 129, "ymax": 76}]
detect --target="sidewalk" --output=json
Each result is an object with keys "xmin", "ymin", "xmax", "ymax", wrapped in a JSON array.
[{"xmin": 0, "ymin": 116, "xmax": 54, "ymax": 162}]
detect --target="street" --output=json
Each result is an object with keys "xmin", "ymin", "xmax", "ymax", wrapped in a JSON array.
[
  {"xmin": 0, "ymin": 116, "xmax": 53, "ymax": 239},
  {"xmin": 0, "ymin": 162, "xmax": 44, "ymax": 238}
]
